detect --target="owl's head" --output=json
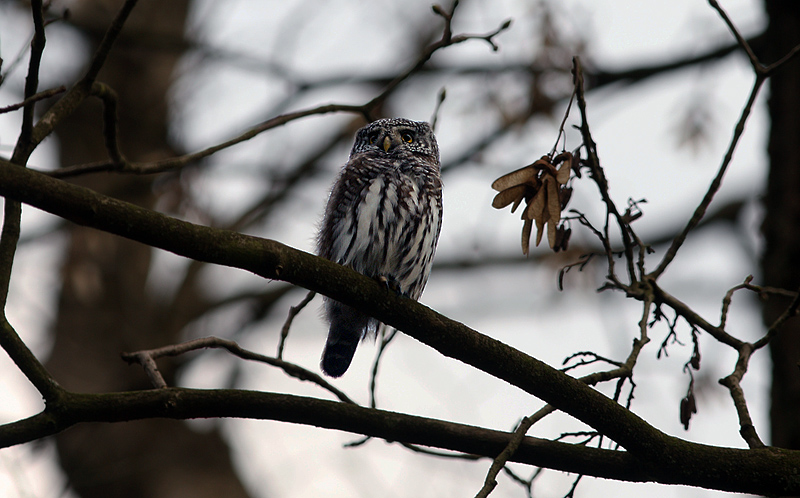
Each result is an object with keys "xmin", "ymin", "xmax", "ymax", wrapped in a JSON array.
[{"xmin": 350, "ymin": 118, "xmax": 439, "ymax": 161}]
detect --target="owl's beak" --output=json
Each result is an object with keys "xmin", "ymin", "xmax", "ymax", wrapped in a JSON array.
[{"xmin": 383, "ymin": 136, "xmax": 391, "ymax": 152}]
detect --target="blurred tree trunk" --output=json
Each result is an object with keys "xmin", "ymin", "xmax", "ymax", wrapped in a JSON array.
[
  {"xmin": 44, "ymin": 2, "xmax": 252, "ymax": 497},
  {"xmin": 761, "ymin": 0, "xmax": 800, "ymax": 453}
]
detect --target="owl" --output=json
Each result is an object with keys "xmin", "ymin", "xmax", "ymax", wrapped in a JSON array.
[{"xmin": 317, "ymin": 118, "xmax": 443, "ymax": 377}]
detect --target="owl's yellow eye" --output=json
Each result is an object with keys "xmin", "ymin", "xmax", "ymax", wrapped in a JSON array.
[{"xmin": 402, "ymin": 132, "xmax": 414, "ymax": 143}]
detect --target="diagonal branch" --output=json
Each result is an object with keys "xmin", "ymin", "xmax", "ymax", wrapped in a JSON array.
[
  {"xmin": 0, "ymin": 157, "xmax": 664, "ymax": 455},
  {"xmin": 1, "ymin": 159, "xmax": 800, "ymax": 493},
  {"xmin": 650, "ymin": 72, "xmax": 765, "ymax": 278},
  {"xmin": 122, "ymin": 336, "xmax": 354, "ymax": 404},
  {"xmin": 0, "ymin": 158, "xmax": 784, "ymax": 467}
]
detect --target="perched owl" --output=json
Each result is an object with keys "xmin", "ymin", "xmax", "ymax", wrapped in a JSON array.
[{"xmin": 318, "ymin": 118, "xmax": 443, "ymax": 377}]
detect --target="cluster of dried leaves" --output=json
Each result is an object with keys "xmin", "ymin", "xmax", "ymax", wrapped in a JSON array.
[{"xmin": 491, "ymin": 152, "xmax": 576, "ymax": 255}]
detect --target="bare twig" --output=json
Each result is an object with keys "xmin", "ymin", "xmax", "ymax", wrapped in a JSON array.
[
  {"xmin": 369, "ymin": 327, "xmax": 398, "ymax": 409},
  {"xmin": 572, "ymin": 57, "xmax": 637, "ymax": 284},
  {"xmin": 0, "ymin": 86, "xmax": 65, "ymax": 115},
  {"xmin": 650, "ymin": 75, "xmax": 765, "ymax": 278},
  {"xmin": 474, "ymin": 416, "xmax": 536, "ymax": 498},
  {"xmin": 719, "ymin": 342, "xmax": 764, "ymax": 448},
  {"xmin": 561, "ymin": 351, "xmax": 622, "ymax": 373},
  {"xmin": 81, "ymin": 0, "xmax": 140, "ymax": 83},
  {"xmin": 277, "ymin": 291, "xmax": 316, "ymax": 359},
  {"xmin": 46, "ymin": 10, "xmax": 512, "ymax": 179},
  {"xmin": 22, "ymin": 0, "xmax": 140, "ymax": 159},
  {"xmin": 707, "ymin": 0, "xmax": 761, "ymax": 70},
  {"xmin": 430, "ymin": 87, "xmax": 447, "ymax": 131},
  {"xmin": 720, "ymin": 275, "xmax": 754, "ymax": 330},
  {"xmin": 90, "ymin": 82, "xmax": 126, "ymax": 166},
  {"xmin": 753, "ymin": 284, "xmax": 800, "ymax": 350},
  {"xmin": 123, "ymin": 336, "xmax": 356, "ymax": 404},
  {"xmin": 0, "ymin": 0, "xmax": 63, "ymax": 405},
  {"xmin": 13, "ymin": 0, "xmax": 46, "ymax": 157}
]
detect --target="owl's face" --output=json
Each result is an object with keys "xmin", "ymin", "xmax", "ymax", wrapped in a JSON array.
[{"xmin": 350, "ymin": 118, "xmax": 439, "ymax": 161}]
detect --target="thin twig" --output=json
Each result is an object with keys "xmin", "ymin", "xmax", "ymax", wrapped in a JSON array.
[
  {"xmin": 90, "ymin": 82, "xmax": 126, "ymax": 165},
  {"xmin": 572, "ymin": 57, "xmax": 637, "ymax": 284},
  {"xmin": 24, "ymin": 0, "xmax": 140, "ymax": 158},
  {"xmin": 720, "ymin": 275, "xmax": 754, "ymax": 330},
  {"xmin": 753, "ymin": 284, "xmax": 800, "ymax": 350},
  {"xmin": 277, "ymin": 291, "xmax": 316, "ymax": 359},
  {"xmin": 707, "ymin": 0, "xmax": 761, "ymax": 70},
  {"xmin": 474, "ymin": 416, "xmax": 535, "ymax": 498},
  {"xmin": 0, "ymin": 0, "xmax": 63, "ymax": 404},
  {"xmin": 46, "ymin": 11, "xmax": 512, "ymax": 179},
  {"xmin": 0, "ymin": 86, "xmax": 65, "ymax": 115},
  {"xmin": 369, "ymin": 327, "xmax": 398, "ymax": 409},
  {"xmin": 81, "ymin": 0, "xmax": 140, "ymax": 83},
  {"xmin": 123, "ymin": 336, "xmax": 356, "ymax": 404},
  {"xmin": 13, "ymin": 0, "xmax": 46, "ymax": 157}
]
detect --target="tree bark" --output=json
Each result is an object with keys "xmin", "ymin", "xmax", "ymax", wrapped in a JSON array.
[
  {"xmin": 761, "ymin": 0, "xmax": 800, "ymax": 454},
  {"xmin": 43, "ymin": 2, "xmax": 252, "ymax": 497}
]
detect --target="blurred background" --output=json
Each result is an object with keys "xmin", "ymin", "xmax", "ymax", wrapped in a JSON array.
[{"xmin": 1, "ymin": 0, "xmax": 795, "ymax": 497}]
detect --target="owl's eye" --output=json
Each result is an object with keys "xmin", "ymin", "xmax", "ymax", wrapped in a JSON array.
[{"xmin": 402, "ymin": 132, "xmax": 414, "ymax": 143}]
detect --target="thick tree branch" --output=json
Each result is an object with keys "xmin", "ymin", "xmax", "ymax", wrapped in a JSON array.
[
  {"xmin": 0, "ymin": 158, "xmax": 660, "ymax": 451},
  {"xmin": 0, "ymin": 387, "xmax": 798, "ymax": 495},
  {"xmin": 0, "ymin": 388, "xmax": 641, "ymax": 481},
  {"xmin": 1, "ymin": 159, "xmax": 800, "ymax": 495}
]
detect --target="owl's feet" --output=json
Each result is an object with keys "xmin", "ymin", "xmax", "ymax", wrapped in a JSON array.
[{"xmin": 376, "ymin": 274, "xmax": 403, "ymax": 295}]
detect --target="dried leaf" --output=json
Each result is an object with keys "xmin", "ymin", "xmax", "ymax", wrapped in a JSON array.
[
  {"xmin": 553, "ymin": 152, "xmax": 571, "ymax": 165},
  {"xmin": 531, "ymin": 157, "xmax": 552, "ymax": 170},
  {"xmin": 521, "ymin": 218, "xmax": 532, "ymax": 256},
  {"xmin": 492, "ymin": 185, "xmax": 527, "ymax": 209},
  {"xmin": 511, "ymin": 196, "xmax": 523, "ymax": 213},
  {"xmin": 560, "ymin": 227, "xmax": 572, "ymax": 252},
  {"xmin": 492, "ymin": 151, "xmax": 579, "ymax": 256},
  {"xmin": 680, "ymin": 392, "xmax": 697, "ymax": 430},
  {"xmin": 524, "ymin": 187, "xmax": 546, "ymax": 221},
  {"xmin": 559, "ymin": 187, "xmax": 573, "ymax": 210},
  {"xmin": 556, "ymin": 157, "xmax": 571, "ymax": 184},
  {"xmin": 547, "ymin": 215, "xmax": 557, "ymax": 249},
  {"xmin": 491, "ymin": 165, "xmax": 537, "ymax": 191},
  {"xmin": 554, "ymin": 225, "xmax": 571, "ymax": 253},
  {"xmin": 535, "ymin": 215, "xmax": 545, "ymax": 247},
  {"xmin": 545, "ymin": 177, "xmax": 562, "ymax": 249},
  {"xmin": 547, "ymin": 177, "xmax": 560, "ymax": 219}
]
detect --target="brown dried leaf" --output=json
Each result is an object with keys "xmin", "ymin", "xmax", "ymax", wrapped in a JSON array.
[
  {"xmin": 560, "ymin": 227, "xmax": 572, "ymax": 252},
  {"xmin": 559, "ymin": 187, "xmax": 573, "ymax": 210},
  {"xmin": 521, "ymin": 218, "xmax": 532, "ymax": 256},
  {"xmin": 680, "ymin": 392, "xmax": 697, "ymax": 430},
  {"xmin": 546, "ymin": 177, "xmax": 560, "ymax": 221},
  {"xmin": 491, "ymin": 165, "xmax": 537, "ymax": 191},
  {"xmin": 524, "ymin": 187, "xmax": 546, "ymax": 221},
  {"xmin": 535, "ymin": 215, "xmax": 545, "ymax": 247},
  {"xmin": 556, "ymin": 156, "xmax": 572, "ymax": 184},
  {"xmin": 546, "ymin": 177, "xmax": 561, "ymax": 249},
  {"xmin": 492, "ymin": 185, "xmax": 527, "ymax": 209}
]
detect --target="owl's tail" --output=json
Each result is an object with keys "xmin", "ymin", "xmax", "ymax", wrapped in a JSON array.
[{"xmin": 321, "ymin": 300, "xmax": 370, "ymax": 377}]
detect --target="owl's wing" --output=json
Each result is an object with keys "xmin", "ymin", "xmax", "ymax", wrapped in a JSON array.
[{"xmin": 317, "ymin": 153, "xmax": 385, "ymax": 260}]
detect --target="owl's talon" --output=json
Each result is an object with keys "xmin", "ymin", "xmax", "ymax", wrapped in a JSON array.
[{"xmin": 376, "ymin": 275, "xmax": 403, "ymax": 295}]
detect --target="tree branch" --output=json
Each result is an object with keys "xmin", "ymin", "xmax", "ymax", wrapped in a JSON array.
[
  {"xmin": 1, "ymin": 159, "xmax": 800, "ymax": 495},
  {"xmin": 0, "ymin": 387, "xmax": 798, "ymax": 494}
]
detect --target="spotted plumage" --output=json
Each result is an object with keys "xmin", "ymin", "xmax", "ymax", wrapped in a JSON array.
[{"xmin": 318, "ymin": 118, "xmax": 443, "ymax": 377}]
